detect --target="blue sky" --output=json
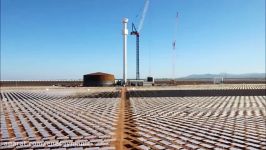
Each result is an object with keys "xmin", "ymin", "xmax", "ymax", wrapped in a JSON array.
[{"xmin": 1, "ymin": 0, "xmax": 265, "ymax": 80}]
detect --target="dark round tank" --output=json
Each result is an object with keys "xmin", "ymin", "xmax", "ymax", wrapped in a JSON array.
[{"xmin": 83, "ymin": 72, "xmax": 115, "ymax": 87}]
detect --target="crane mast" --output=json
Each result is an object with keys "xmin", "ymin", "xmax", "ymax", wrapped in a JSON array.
[{"xmin": 131, "ymin": 23, "xmax": 140, "ymax": 80}]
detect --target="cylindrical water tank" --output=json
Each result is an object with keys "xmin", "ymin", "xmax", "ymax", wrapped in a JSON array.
[{"xmin": 83, "ymin": 72, "xmax": 115, "ymax": 87}]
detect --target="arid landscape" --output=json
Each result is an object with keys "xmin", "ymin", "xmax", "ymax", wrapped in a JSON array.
[{"xmin": 1, "ymin": 84, "xmax": 265, "ymax": 149}]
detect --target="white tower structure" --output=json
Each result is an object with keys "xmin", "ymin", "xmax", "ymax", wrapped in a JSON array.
[{"xmin": 122, "ymin": 18, "xmax": 129, "ymax": 85}]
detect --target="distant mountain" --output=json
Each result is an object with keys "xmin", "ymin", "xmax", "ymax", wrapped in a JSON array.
[{"xmin": 183, "ymin": 73, "xmax": 266, "ymax": 79}]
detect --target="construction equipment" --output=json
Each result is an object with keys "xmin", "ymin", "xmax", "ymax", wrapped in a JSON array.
[
  {"xmin": 172, "ymin": 12, "xmax": 179, "ymax": 81},
  {"xmin": 130, "ymin": 0, "xmax": 149, "ymax": 80},
  {"xmin": 131, "ymin": 23, "xmax": 140, "ymax": 80}
]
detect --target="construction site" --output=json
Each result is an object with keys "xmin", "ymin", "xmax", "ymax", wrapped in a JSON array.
[{"xmin": 1, "ymin": 0, "xmax": 266, "ymax": 150}]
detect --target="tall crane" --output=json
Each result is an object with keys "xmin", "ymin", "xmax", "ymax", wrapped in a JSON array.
[
  {"xmin": 172, "ymin": 12, "xmax": 178, "ymax": 81},
  {"xmin": 131, "ymin": 0, "xmax": 150, "ymax": 80},
  {"xmin": 131, "ymin": 23, "xmax": 140, "ymax": 80}
]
